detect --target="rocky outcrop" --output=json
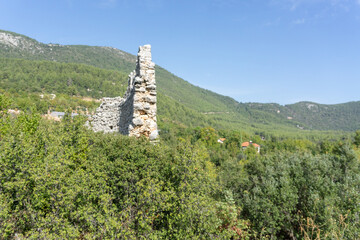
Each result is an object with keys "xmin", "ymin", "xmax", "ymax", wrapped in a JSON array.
[
  {"xmin": 89, "ymin": 45, "xmax": 158, "ymax": 140},
  {"xmin": 0, "ymin": 31, "xmax": 44, "ymax": 52},
  {"xmin": 0, "ymin": 32, "xmax": 23, "ymax": 47}
]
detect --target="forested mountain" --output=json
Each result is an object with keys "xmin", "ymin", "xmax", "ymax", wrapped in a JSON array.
[
  {"xmin": 1, "ymin": 29, "xmax": 359, "ymax": 132},
  {"xmin": 245, "ymin": 101, "xmax": 360, "ymax": 131},
  {"xmin": 286, "ymin": 101, "xmax": 360, "ymax": 131}
]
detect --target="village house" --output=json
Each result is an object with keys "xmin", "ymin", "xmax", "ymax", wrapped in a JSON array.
[{"xmin": 241, "ymin": 140, "xmax": 260, "ymax": 153}]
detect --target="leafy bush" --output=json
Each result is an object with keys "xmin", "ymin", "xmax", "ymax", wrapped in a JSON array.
[
  {"xmin": 0, "ymin": 112, "xmax": 251, "ymax": 239},
  {"xmin": 222, "ymin": 148, "xmax": 360, "ymax": 239}
]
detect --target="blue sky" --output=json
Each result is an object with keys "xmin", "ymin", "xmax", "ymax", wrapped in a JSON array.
[{"xmin": 1, "ymin": 0, "xmax": 360, "ymax": 104}]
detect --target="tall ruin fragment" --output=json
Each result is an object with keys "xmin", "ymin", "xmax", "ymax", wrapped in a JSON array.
[{"xmin": 89, "ymin": 45, "xmax": 158, "ymax": 140}]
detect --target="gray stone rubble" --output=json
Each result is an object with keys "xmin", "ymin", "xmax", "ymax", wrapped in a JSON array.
[{"xmin": 89, "ymin": 45, "xmax": 158, "ymax": 140}]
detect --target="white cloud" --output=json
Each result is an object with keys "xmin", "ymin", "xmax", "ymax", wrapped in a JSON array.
[
  {"xmin": 289, "ymin": 0, "xmax": 301, "ymax": 11},
  {"xmin": 293, "ymin": 18, "xmax": 305, "ymax": 24},
  {"xmin": 264, "ymin": 18, "xmax": 281, "ymax": 26},
  {"xmin": 270, "ymin": 0, "xmax": 309, "ymax": 11}
]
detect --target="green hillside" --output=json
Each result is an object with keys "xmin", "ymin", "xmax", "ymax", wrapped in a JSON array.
[
  {"xmin": 245, "ymin": 101, "xmax": 360, "ymax": 131},
  {"xmin": 0, "ymin": 57, "xmax": 301, "ymax": 134},
  {"xmin": 0, "ymin": 30, "xmax": 240, "ymax": 113},
  {"xmin": 0, "ymin": 58, "xmax": 128, "ymax": 98},
  {"xmin": 0, "ymin": 30, "xmax": 136, "ymax": 72},
  {"xmin": 285, "ymin": 101, "xmax": 360, "ymax": 131},
  {"xmin": 1, "ymin": 29, "xmax": 359, "ymax": 133}
]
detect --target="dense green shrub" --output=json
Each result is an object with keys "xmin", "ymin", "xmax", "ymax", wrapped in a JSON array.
[
  {"xmin": 221, "ymin": 148, "xmax": 360, "ymax": 239},
  {"xmin": 1, "ymin": 110, "xmax": 359, "ymax": 239},
  {"xmin": 0, "ymin": 112, "xmax": 251, "ymax": 239}
]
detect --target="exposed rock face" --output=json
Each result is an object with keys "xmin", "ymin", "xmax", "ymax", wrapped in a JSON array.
[
  {"xmin": 0, "ymin": 32, "xmax": 23, "ymax": 47},
  {"xmin": 89, "ymin": 45, "xmax": 158, "ymax": 140},
  {"xmin": 0, "ymin": 32, "xmax": 44, "ymax": 53}
]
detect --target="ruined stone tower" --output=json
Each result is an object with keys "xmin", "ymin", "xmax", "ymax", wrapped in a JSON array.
[{"xmin": 89, "ymin": 45, "xmax": 158, "ymax": 140}]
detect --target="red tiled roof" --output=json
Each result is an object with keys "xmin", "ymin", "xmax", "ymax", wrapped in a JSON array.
[{"xmin": 241, "ymin": 142, "xmax": 260, "ymax": 148}]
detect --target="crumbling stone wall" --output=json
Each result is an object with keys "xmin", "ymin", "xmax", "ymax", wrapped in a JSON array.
[{"xmin": 89, "ymin": 45, "xmax": 158, "ymax": 140}]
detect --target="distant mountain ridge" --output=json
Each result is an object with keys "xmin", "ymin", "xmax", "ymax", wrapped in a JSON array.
[
  {"xmin": 1, "ymin": 29, "xmax": 359, "ymax": 132},
  {"xmin": 0, "ymin": 30, "xmax": 135, "ymax": 72},
  {"xmin": 246, "ymin": 101, "xmax": 360, "ymax": 131}
]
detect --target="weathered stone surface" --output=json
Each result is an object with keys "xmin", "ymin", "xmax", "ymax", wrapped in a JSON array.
[
  {"xmin": 88, "ymin": 44, "xmax": 158, "ymax": 141},
  {"xmin": 134, "ymin": 76, "xmax": 143, "ymax": 84},
  {"xmin": 134, "ymin": 103, "xmax": 144, "ymax": 110},
  {"xmin": 135, "ymin": 87, "xmax": 146, "ymax": 92},
  {"xmin": 133, "ymin": 117, "xmax": 144, "ymax": 126},
  {"xmin": 146, "ymin": 84, "xmax": 156, "ymax": 90},
  {"xmin": 149, "ymin": 130, "xmax": 159, "ymax": 141},
  {"xmin": 144, "ymin": 96, "xmax": 157, "ymax": 103}
]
